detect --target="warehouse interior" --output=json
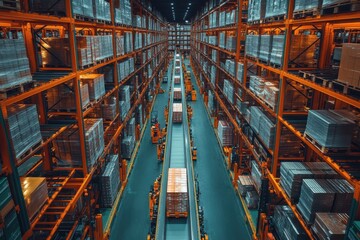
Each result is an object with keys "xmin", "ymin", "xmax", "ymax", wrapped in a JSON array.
[{"xmin": 0, "ymin": 0, "xmax": 359, "ymax": 240}]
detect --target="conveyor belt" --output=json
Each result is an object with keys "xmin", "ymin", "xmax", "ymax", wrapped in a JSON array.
[{"xmin": 156, "ymin": 53, "xmax": 200, "ymax": 240}]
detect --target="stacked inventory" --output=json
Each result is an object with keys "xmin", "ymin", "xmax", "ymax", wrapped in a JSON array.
[
  {"xmin": 116, "ymin": 35, "xmax": 125, "ymax": 56},
  {"xmin": 226, "ymin": 36, "xmax": 236, "ymax": 52},
  {"xmin": 0, "ymin": 178, "xmax": 21, "ymax": 240},
  {"xmin": 245, "ymin": 190, "xmax": 259, "ymax": 209},
  {"xmin": 208, "ymin": 90, "xmax": 214, "ymax": 113},
  {"xmin": 259, "ymin": 35, "xmax": 272, "ymax": 62},
  {"xmin": 47, "ymin": 82, "xmax": 90, "ymax": 111},
  {"xmin": 101, "ymin": 155, "xmax": 120, "ymax": 207},
  {"xmin": 114, "ymin": 0, "xmax": 132, "ymax": 25},
  {"xmin": 121, "ymin": 118, "xmax": 136, "ymax": 159},
  {"xmin": 136, "ymin": 104, "xmax": 143, "ymax": 128},
  {"xmin": 248, "ymin": 0, "xmax": 265, "ymax": 23},
  {"xmin": 236, "ymin": 62, "xmax": 244, "ymax": 83},
  {"xmin": 80, "ymin": 74, "xmax": 106, "ymax": 101},
  {"xmin": 251, "ymin": 161, "xmax": 262, "ymax": 192},
  {"xmin": 223, "ymin": 79, "xmax": 234, "ymax": 104},
  {"xmin": 224, "ymin": 59, "xmax": 236, "ymax": 77},
  {"xmin": 273, "ymin": 205, "xmax": 307, "ymax": 240},
  {"xmin": 174, "ymin": 88, "xmax": 182, "ymax": 101},
  {"xmin": 311, "ymin": 213, "xmax": 348, "ymax": 240},
  {"xmin": 338, "ymin": 43, "xmax": 360, "ymax": 88},
  {"xmin": 210, "ymin": 66, "xmax": 216, "ymax": 86},
  {"xmin": 101, "ymin": 97, "xmax": 117, "ymax": 120},
  {"xmin": 119, "ymin": 86, "xmax": 131, "ymax": 121},
  {"xmin": 270, "ymin": 35, "xmax": 285, "ymax": 66},
  {"xmin": 219, "ymin": 32, "xmax": 226, "ymax": 49},
  {"xmin": 297, "ymin": 179, "xmax": 354, "ymax": 224},
  {"xmin": 304, "ymin": 110, "xmax": 355, "ymax": 149},
  {"xmin": 7, "ymin": 104, "xmax": 42, "ymax": 160},
  {"xmin": 124, "ymin": 32, "xmax": 133, "ymax": 53},
  {"xmin": 93, "ymin": 0, "xmax": 111, "ymax": 22},
  {"xmin": 237, "ymin": 175, "xmax": 256, "ymax": 197},
  {"xmin": 249, "ymin": 106, "xmax": 275, "ymax": 148},
  {"xmin": 249, "ymin": 76, "xmax": 265, "ymax": 97},
  {"xmin": 262, "ymin": 81, "xmax": 279, "ymax": 110},
  {"xmin": 265, "ymin": 0, "xmax": 288, "ymax": 18},
  {"xmin": 0, "ymin": 38, "xmax": 33, "ymax": 90},
  {"xmin": 172, "ymin": 103, "xmax": 183, "ymax": 123},
  {"xmin": 20, "ymin": 177, "xmax": 48, "ymax": 220},
  {"xmin": 217, "ymin": 120, "xmax": 233, "ymax": 146},
  {"xmin": 294, "ymin": 0, "xmax": 319, "ymax": 13},
  {"xmin": 166, "ymin": 168, "xmax": 188, "ymax": 217},
  {"xmin": 289, "ymin": 35, "xmax": 318, "ymax": 67},
  {"xmin": 117, "ymin": 58, "xmax": 135, "ymax": 82},
  {"xmin": 72, "ymin": 0, "xmax": 94, "ymax": 18},
  {"xmin": 245, "ymin": 35, "xmax": 259, "ymax": 58},
  {"xmin": 280, "ymin": 162, "xmax": 338, "ymax": 203},
  {"xmin": 54, "ymin": 119, "xmax": 105, "ymax": 170}
]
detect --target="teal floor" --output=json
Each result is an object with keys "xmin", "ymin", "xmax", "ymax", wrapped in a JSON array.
[
  {"xmin": 109, "ymin": 64, "xmax": 172, "ymax": 239},
  {"xmin": 186, "ymin": 59, "xmax": 252, "ymax": 240},
  {"xmin": 109, "ymin": 60, "xmax": 252, "ymax": 239}
]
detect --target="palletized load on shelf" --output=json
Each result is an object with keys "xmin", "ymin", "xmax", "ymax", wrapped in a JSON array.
[
  {"xmin": 54, "ymin": 118, "xmax": 105, "ymax": 170},
  {"xmin": 265, "ymin": 0, "xmax": 288, "ymax": 18},
  {"xmin": 93, "ymin": 0, "xmax": 111, "ymax": 21},
  {"xmin": 172, "ymin": 103, "xmax": 183, "ymax": 123},
  {"xmin": 80, "ymin": 74, "xmax": 105, "ymax": 101},
  {"xmin": 223, "ymin": 79, "xmax": 234, "ymax": 104},
  {"xmin": 101, "ymin": 97, "xmax": 117, "ymax": 120},
  {"xmin": 226, "ymin": 36, "xmax": 236, "ymax": 52},
  {"xmin": 259, "ymin": 35, "xmax": 272, "ymax": 62},
  {"xmin": 304, "ymin": 110, "xmax": 355, "ymax": 149},
  {"xmin": 121, "ymin": 136, "xmax": 135, "ymax": 159},
  {"xmin": 249, "ymin": 75, "xmax": 265, "ymax": 97},
  {"xmin": 258, "ymin": 114, "xmax": 276, "ymax": 149},
  {"xmin": 237, "ymin": 175, "xmax": 256, "ymax": 197},
  {"xmin": 219, "ymin": 32, "xmax": 225, "ymax": 49},
  {"xmin": 338, "ymin": 43, "xmax": 360, "ymax": 88},
  {"xmin": 294, "ymin": 0, "xmax": 319, "ymax": 13},
  {"xmin": 166, "ymin": 168, "xmax": 188, "ymax": 217},
  {"xmin": 217, "ymin": 120, "xmax": 233, "ymax": 146},
  {"xmin": 245, "ymin": 190, "xmax": 259, "ymax": 209},
  {"xmin": 249, "ymin": 106, "xmax": 263, "ymax": 133},
  {"xmin": 311, "ymin": 213, "xmax": 348, "ymax": 240},
  {"xmin": 208, "ymin": 90, "xmax": 214, "ymax": 113},
  {"xmin": 280, "ymin": 161, "xmax": 338, "ymax": 203},
  {"xmin": 248, "ymin": 0, "xmax": 266, "ymax": 22},
  {"xmin": 173, "ymin": 88, "xmax": 182, "ymax": 100},
  {"xmin": 7, "ymin": 104, "xmax": 42, "ymax": 160},
  {"xmin": 101, "ymin": 155, "xmax": 120, "ymax": 207},
  {"xmin": 0, "ymin": 38, "xmax": 33, "ymax": 90},
  {"xmin": 273, "ymin": 205, "xmax": 307, "ymax": 240},
  {"xmin": 245, "ymin": 35, "xmax": 260, "ymax": 58},
  {"xmin": 114, "ymin": 0, "xmax": 132, "ymax": 25},
  {"xmin": 297, "ymin": 178, "xmax": 354, "ymax": 224},
  {"xmin": 236, "ymin": 62, "xmax": 244, "ymax": 83},
  {"xmin": 279, "ymin": 126, "xmax": 304, "ymax": 157},
  {"xmin": 116, "ymin": 35, "xmax": 125, "ymax": 56},
  {"xmin": 251, "ymin": 160, "xmax": 262, "ymax": 192},
  {"xmin": 20, "ymin": 177, "xmax": 48, "ymax": 220},
  {"xmin": 225, "ymin": 59, "xmax": 235, "ymax": 77},
  {"xmin": 47, "ymin": 82, "xmax": 90, "ymax": 111},
  {"xmin": 126, "ymin": 118, "xmax": 135, "ymax": 137},
  {"xmin": 225, "ymin": 9, "xmax": 236, "ymax": 25},
  {"xmin": 210, "ymin": 65, "xmax": 216, "ymax": 86},
  {"xmin": 262, "ymin": 82, "xmax": 279, "ymax": 110},
  {"xmin": 270, "ymin": 35, "xmax": 285, "ymax": 66}
]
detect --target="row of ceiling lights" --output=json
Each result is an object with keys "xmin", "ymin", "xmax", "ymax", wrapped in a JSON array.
[{"xmin": 170, "ymin": 2, "xmax": 191, "ymax": 22}]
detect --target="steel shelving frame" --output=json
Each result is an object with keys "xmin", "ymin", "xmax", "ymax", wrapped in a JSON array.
[
  {"xmin": 191, "ymin": 0, "xmax": 360, "ymax": 239},
  {"xmin": 0, "ymin": 1, "xmax": 169, "ymax": 239}
]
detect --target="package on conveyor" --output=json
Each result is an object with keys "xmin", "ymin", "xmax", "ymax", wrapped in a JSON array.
[
  {"xmin": 265, "ymin": 0, "xmax": 288, "ymax": 18},
  {"xmin": 80, "ymin": 74, "xmax": 106, "ymax": 101},
  {"xmin": 7, "ymin": 104, "xmax": 42, "ymax": 160},
  {"xmin": 173, "ymin": 88, "xmax": 182, "ymax": 101},
  {"xmin": 20, "ymin": 177, "xmax": 48, "ymax": 220},
  {"xmin": 270, "ymin": 35, "xmax": 285, "ymax": 66},
  {"xmin": 166, "ymin": 168, "xmax": 188, "ymax": 217},
  {"xmin": 297, "ymin": 178, "xmax": 354, "ymax": 224},
  {"xmin": 338, "ymin": 43, "xmax": 360, "ymax": 88},
  {"xmin": 280, "ymin": 162, "xmax": 338, "ymax": 203},
  {"xmin": 172, "ymin": 103, "xmax": 183, "ymax": 123},
  {"xmin": 47, "ymin": 82, "xmax": 90, "ymax": 111},
  {"xmin": 304, "ymin": 110, "xmax": 355, "ymax": 149},
  {"xmin": 294, "ymin": 0, "xmax": 319, "ymax": 13},
  {"xmin": 259, "ymin": 35, "xmax": 272, "ymax": 62},
  {"xmin": 251, "ymin": 161, "xmax": 262, "ymax": 192},
  {"xmin": 237, "ymin": 175, "xmax": 256, "ymax": 197},
  {"xmin": 101, "ymin": 155, "xmax": 120, "ymax": 207},
  {"xmin": 217, "ymin": 120, "xmax": 233, "ymax": 146},
  {"xmin": 248, "ymin": 0, "xmax": 266, "ymax": 22},
  {"xmin": 0, "ymin": 38, "xmax": 33, "ymax": 91},
  {"xmin": 311, "ymin": 213, "xmax": 348, "ymax": 240},
  {"xmin": 54, "ymin": 118, "xmax": 104, "ymax": 170},
  {"xmin": 273, "ymin": 205, "xmax": 307, "ymax": 240}
]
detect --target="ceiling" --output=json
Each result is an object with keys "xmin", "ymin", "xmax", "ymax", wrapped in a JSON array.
[{"xmin": 150, "ymin": 0, "xmax": 207, "ymax": 24}]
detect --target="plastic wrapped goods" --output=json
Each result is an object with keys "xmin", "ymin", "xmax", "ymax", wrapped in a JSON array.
[
  {"xmin": 294, "ymin": 0, "xmax": 319, "ymax": 12},
  {"xmin": 245, "ymin": 191, "xmax": 259, "ymax": 209},
  {"xmin": 304, "ymin": 110, "xmax": 355, "ymax": 148},
  {"xmin": 245, "ymin": 35, "xmax": 260, "ymax": 58},
  {"xmin": 265, "ymin": 0, "xmax": 288, "ymax": 18},
  {"xmin": 248, "ymin": 0, "xmax": 265, "ymax": 22},
  {"xmin": 20, "ymin": 177, "xmax": 48, "ymax": 220},
  {"xmin": 273, "ymin": 205, "xmax": 307, "ymax": 240},
  {"xmin": 217, "ymin": 120, "xmax": 233, "ymax": 146},
  {"xmin": 270, "ymin": 35, "xmax": 285, "ymax": 66},
  {"xmin": 237, "ymin": 175, "xmax": 255, "ymax": 197},
  {"xmin": 7, "ymin": 104, "xmax": 42, "ymax": 160},
  {"xmin": 338, "ymin": 43, "xmax": 360, "ymax": 88},
  {"xmin": 173, "ymin": 103, "xmax": 183, "ymax": 123},
  {"xmin": 166, "ymin": 168, "xmax": 188, "ymax": 217},
  {"xmin": 259, "ymin": 35, "xmax": 272, "ymax": 62},
  {"xmin": 236, "ymin": 62, "xmax": 244, "ymax": 83},
  {"xmin": 101, "ymin": 155, "xmax": 120, "ymax": 207},
  {"xmin": 121, "ymin": 136, "xmax": 135, "ymax": 159},
  {"xmin": 312, "ymin": 213, "xmax": 348, "ymax": 240},
  {"xmin": 80, "ymin": 74, "xmax": 105, "ymax": 101}
]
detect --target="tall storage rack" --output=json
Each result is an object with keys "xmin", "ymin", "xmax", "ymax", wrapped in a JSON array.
[
  {"xmin": 0, "ymin": 1, "xmax": 168, "ymax": 239},
  {"xmin": 168, "ymin": 24, "xmax": 191, "ymax": 53},
  {"xmin": 191, "ymin": 0, "xmax": 360, "ymax": 239}
]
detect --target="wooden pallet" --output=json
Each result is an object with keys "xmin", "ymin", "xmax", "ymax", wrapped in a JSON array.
[
  {"xmin": 0, "ymin": 0, "xmax": 20, "ymax": 10},
  {"xmin": 74, "ymin": 14, "xmax": 95, "ymax": 22},
  {"xmin": 166, "ymin": 211, "xmax": 188, "ymax": 218},
  {"xmin": 0, "ymin": 81, "xmax": 35, "ymax": 100},
  {"xmin": 321, "ymin": 0, "xmax": 360, "ymax": 14},
  {"xmin": 293, "ymin": 8, "xmax": 319, "ymax": 19},
  {"xmin": 263, "ymin": 14, "xmax": 286, "ymax": 23},
  {"xmin": 16, "ymin": 140, "xmax": 43, "ymax": 161},
  {"xmin": 304, "ymin": 133, "xmax": 350, "ymax": 154},
  {"xmin": 329, "ymin": 80, "xmax": 360, "ymax": 99}
]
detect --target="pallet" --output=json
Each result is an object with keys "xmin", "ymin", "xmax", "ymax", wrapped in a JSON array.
[
  {"xmin": 95, "ymin": 57, "xmax": 112, "ymax": 64},
  {"xmin": 329, "ymin": 81, "xmax": 360, "ymax": 99},
  {"xmin": 263, "ymin": 15, "xmax": 286, "ymax": 23},
  {"xmin": 166, "ymin": 211, "xmax": 188, "ymax": 218},
  {"xmin": 0, "ymin": 0, "xmax": 20, "ymax": 10},
  {"xmin": 74, "ymin": 14, "xmax": 95, "ymax": 22},
  {"xmin": 79, "ymin": 63, "xmax": 94, "ymax": 70},
  {"xmin": 304, "ymin": 133, "xmax": 350, "ymax": 154},
  {"xmin": 321, "ymin": 0, "xmax": 360, "ymax": 15},
  {"xmin": 293, "ymin": 8, "xmax": 319, "ymax": 19},
  {"xmin": 16, "ymin": 140, "xmax": 43, "ymax": 161},
  {"xmin": 247, "ymin": 20, "xmax": 261, "ymax": 25},
  {"xmin": 0, "ymin": 81, "xmax": 35, "ymax": 100},
  {"xmin": 95, "ymin": 19, "xmax": 112, "ymax": 25}
]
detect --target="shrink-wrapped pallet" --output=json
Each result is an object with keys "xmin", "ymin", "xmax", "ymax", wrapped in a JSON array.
[
  {"xmin": 80, "ymin": 74, "xmax": 105, "ymax": 101},
  {"xmin": 265, "ymin": 0, "xmax": 288, "ymax": 18},
  {"xmin": 223, "ymin": 79, "xmax": 234, "ymax": 104},
  {"xmin": 245, "ymin": 35, "xmax": 260, "ymax": 58},
  {"xmin": 172, "ymin": 103, "xmax": 183, "ymax": 123},
  {"xmin": 173, "ymin": 88, "xmax": 182, "ymax": 101},
  {"xmin": 237, "ymin": 175, "xmax": 255, "ymax": 197},
  {"xmin": 121, "ymin": 136, "xmax": 135, "ymax": 159},
  {"xmin": 273, "ymin": 205, "xmax": 307, "ymax": 240},
  {"xmin": 259, "ymin": 35, "xmax": 272, "ymax": 62},
  {"xmin": 312, "ymin": 213, "xmax": 348, "ymax": 240},
  {"xmin": 217, "ymin": 120, "xmax": 233, "ymax": 146},
  {"xmin": 270, "ymin": 35, "xmax": 285, "ymax": 66},
  {"xmin": 101, "ymin": 97, "xmax": 117, "ymax": 120},
  {"xmin": 248, "ymin": 0, "xmax": 266, "ymax": 22},
  {"xmin": 236, "ymin": 62, "xmax": 244, "ymax": 83},
  {"xmin": 166, "ymin": 168, "xmax": 188, "ymax": 217},
  {"xmin": 294, "ymin": 0, "xmax": 319, "ymax": 12},
  {"xmin": 101, "ymin": 155, "xmax": 120, "ymax": 207},
  {"xmin": 251, "ymin": 161, "xmax": 262, "ymax": 192}
]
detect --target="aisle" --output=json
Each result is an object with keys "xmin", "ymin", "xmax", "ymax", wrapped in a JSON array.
[
  {"xmin": 109, "ymin": 64, "xmax": 171, "ymax": 239},
  {"xmin": 186, "ymin": 60, "xmax": 252, "ymax": 240}
]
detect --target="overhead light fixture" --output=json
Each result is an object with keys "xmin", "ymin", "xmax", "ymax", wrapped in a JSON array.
[
  {"xmin": 185, "ymin": 20, "xmax": 189, "ymax": 23},
  {"xmin": 171, "ymin": 2, "xmax": 174, "ymax": 5}
]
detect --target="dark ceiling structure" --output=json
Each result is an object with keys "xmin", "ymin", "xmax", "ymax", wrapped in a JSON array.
[{"xmin": 150, "ymin": 0, "xmax": 207, "ymax": 24}]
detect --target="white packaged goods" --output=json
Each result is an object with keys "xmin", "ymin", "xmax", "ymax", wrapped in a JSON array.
[
  {"xmin": 47, "ymin": 82, "xmax": 90, "ymax": 110},
  {"xmin": 7, "ymin": 104, "xmax": 42, "ymax": 160},
  {"xmin": 80, "ymin": 74, "xmax": 106, "ymax": 101},
  {"xmin": 259, "ymin": 35, "xmax": 272, "ymax": 62},
  {"xmin": 101, "ymin": 155, "xmax": 120, "ymax": 207},
  {"xmin": 0, "ymin": 39, "xmax": 32, "ymax": 90},
  {"xmin": 54, "ymin": 119, "xmax": 104, "ymax": 170},
  {"xmin": 173, "ymin": 103, "xmax": 183, "ymax": 123},
  {"xmin": 248, "ymin": 0, "xmax": 265, "ymax": 22},
  {"xmin": 265, "ymin": 0, "xmax": 288, "ymax": 18},
  {"xmin": 249, "ymin": 75, "xmax": 265, "ymax": 97},
  {"xmin": 270, "ymin": 35, "xmax": 285, "ymax": 66},
  {"xmin": 338, "ymin": 43, "xmax": 360, "ymax": 88},
  {"xmin": 236, "ymin": 62, "xmax": 244, "ymax": 83},
  {"xmin": 20, "ymin": 177, "xmax": 48, "ymax": 220},
  {"xmin": 217, "ymin": 120, "xmax": 233, "ymax": 146},
  {"xmin": 166, "ymin": 168, "xmax": 188, "ymax": 216},
  {"xmin": 245, "ymin": 35, "xmax": 260, "ymax": 58}
]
